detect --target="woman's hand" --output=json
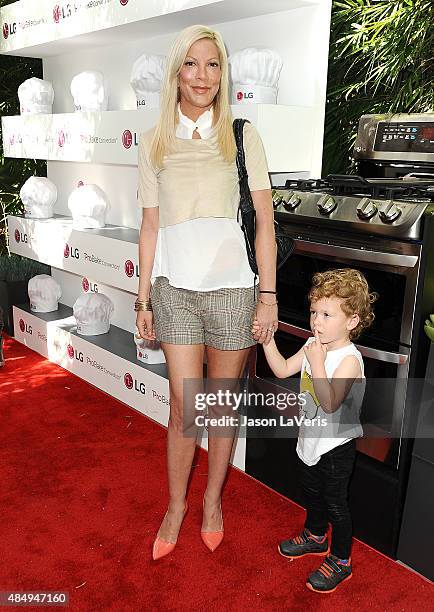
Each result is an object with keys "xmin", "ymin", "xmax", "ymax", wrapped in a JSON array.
[
  {"xmin": 252, "ymin": 298, "xmax": 278, "ymax": 345},
  {"xmin": 136, "ymin": 310, "xmax": 156, "ymax": 341}
]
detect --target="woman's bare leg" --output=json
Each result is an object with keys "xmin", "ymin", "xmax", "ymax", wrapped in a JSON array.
[
  {"xmin": 157, "ymin": 342, "xmax": 204, "ymax": 542},
  {"xmin": 202, "ymin": 345, "xmax": 252, "ymax": 532}
]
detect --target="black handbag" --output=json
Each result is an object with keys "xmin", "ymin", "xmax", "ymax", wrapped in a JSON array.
[{"xmin": 233, "ymin": 118, "xmax": 294, "ymax": 276}]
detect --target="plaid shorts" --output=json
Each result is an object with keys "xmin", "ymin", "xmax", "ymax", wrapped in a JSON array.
[{"xmin": 151, "ymin": 276, "xmax": 257, "ymax": 350}]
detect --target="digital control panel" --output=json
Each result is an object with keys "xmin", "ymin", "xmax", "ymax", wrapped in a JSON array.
[{"xmin": 374, "ymin": 122, "xmax": 434, "ymax": 153}]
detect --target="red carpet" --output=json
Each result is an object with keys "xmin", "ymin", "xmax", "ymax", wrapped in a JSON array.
[{"xmin": 1, "ymin": 335, "xmax": 433, "ymax": 611}]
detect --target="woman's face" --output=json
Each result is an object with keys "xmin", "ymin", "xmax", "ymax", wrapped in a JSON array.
[{"xmin": 178, "ymin": 38, "xmax": 221, "ymax": 118}]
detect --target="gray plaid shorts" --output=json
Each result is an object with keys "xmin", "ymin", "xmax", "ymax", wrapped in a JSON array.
[{"xmin": 151, "ymin": 276, "xmax": 257, "ymax": 350}]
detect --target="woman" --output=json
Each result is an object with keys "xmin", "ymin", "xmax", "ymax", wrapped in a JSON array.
[{"xmin": 136, "ymin": 24, "xmax": 277, "ymax": 560}]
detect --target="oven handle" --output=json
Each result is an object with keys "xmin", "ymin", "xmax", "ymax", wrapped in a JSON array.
[
  {"xmin": 294, "ymin": 239, "xmax": 418, "ymax": 268},
  {"xmin": 278, "ymin": 322, "xmax": 409, "ymax": 365}
]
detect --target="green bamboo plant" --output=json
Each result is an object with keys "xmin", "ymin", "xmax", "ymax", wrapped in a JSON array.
[
  {"xmin": 0, "ymin": 1, "xmax": 46, "ymax": 255},
  {"xmin": 323, "ymin": 0, "xmax": 434, "ymax": 177}
]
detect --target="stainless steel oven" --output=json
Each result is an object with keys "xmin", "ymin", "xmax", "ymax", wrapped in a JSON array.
[
  {"xmin": 246, "ymin": 112, "xmax": 434, "ymax": 558},
  {"xmin": 255, "ymin": 229, "xmax": 420, "ymax": 469}
]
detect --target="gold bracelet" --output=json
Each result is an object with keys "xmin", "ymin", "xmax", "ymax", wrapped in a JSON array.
[
  {"xmin": 134, "ymin": 299, "xmax": 152, "ymax": 312},
  {"xmin": 258, "ymin": 299, "xmax": 278, "ymax": 306}
]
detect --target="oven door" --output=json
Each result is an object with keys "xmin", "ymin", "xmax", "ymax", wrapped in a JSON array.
[{"xmin": 255, "ymin": 234, "xmax": 420, "ymax": 469}]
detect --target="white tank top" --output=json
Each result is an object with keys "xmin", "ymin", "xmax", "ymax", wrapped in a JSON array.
[{"xmin": 296, "ymin": 338, "xmax": 365, "ymax": 466}]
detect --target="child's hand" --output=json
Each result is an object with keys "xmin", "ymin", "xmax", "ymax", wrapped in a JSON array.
[
  {"xmin": 303, "ymin": 330, "xmax": 327, "ymax": 367},
  {"xmin": 251, "ymin": 318, "xmax": 261, "ymax": 334}
]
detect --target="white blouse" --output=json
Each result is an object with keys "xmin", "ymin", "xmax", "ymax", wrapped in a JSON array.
[{"xmin": 150, "ymin": 105, "xmax": 259, "ymax": 291}]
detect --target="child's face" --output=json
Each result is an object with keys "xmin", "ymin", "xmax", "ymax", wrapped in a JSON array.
[{"xmin": 309, "ymin": 296, "xmax": 359, "ymax": 347}]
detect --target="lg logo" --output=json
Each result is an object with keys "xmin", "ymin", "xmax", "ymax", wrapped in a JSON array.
[
  {"xmin": 122, "ymin": 130, "xmax": 133, "ymax": 149},
  {"xmin": 82, "ymin": 277, "xmax": 98, "ymax": 293},
  {"xmin": 14, "ymin": 229, "xmax": 28, "ymax": 244},
  {"xmin": 67, "ymin": 344, "xmax": 84, "ymax": 362},
  {"xmin": 120, "ymin": 0, "xmax": 129, "ymax": 5},
  {"xmin": 124, "ymin": 373, "xmax": 146, "ymax": 395},
  {"xmin": 2, "ymin": 22, "xmax": 16, "ymax": 39},
  {"xmin": 19, "ymin": 319, "xmax": 32, "ymax": 335},
  {"xmin": 124, "ymin": 260, "xmax": 138, "ymax": 278},
  {"xmin": 64, "ymin": 244, "xmax": 80, "ymax": 259},
  {"xmin": 236, "ymin": 91, "xmax": 253, "ymax": 100},
  {"xmin": 53, "ymin": 5, "xmax": 61, "ymax": 23},
  {"xmin": 53, "ymin": 3, "xmax": 76, "ymax": 23},
  {"xmin": 122, "ymin": 130, "xmax": 138, "ymax": 149}
]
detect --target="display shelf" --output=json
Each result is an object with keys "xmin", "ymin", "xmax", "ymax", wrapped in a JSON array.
[
  {"xmin": 1, "ymin": 0, "xmax": 318, "ymax": 58},
  {"xmin": 12, "ymin": 303, "xmax": 247, "ymax": 471},
  {"xmin": 2, "ymin": 105, "xmax": 314, "ymax": 172},
  {"xmin": 8, "ymin": 214, "xmax": 140, "ymax": 294}
]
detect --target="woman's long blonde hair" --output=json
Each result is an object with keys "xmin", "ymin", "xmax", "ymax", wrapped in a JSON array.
[{"xmin": 150, "ymin": 24, "xmax": 236, "ymax": 168}]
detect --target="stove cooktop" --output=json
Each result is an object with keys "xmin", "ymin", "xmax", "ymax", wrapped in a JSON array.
[{"xmin": 272, "ymin": 175, "xmax": 434, "ymax": 241}]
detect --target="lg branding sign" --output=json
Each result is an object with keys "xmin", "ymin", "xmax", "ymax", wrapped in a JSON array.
[
  {"xmin": 82, "ymin": 277, "xmax": 98, "ymax": 293},
  {"xmin": 124, "ymin": 260, "xmax": 139, "ymax": 278},
  {"xmin": 19, "ymin": 319, "xmax": 32, "ymax": 335},
  {"xmin": 67, "ymin": 344, "xmax": 84, "ymax": 362},
  {"xmin": 14, "ymin": 229, "xmax": 28, "ymax": 244},
  {"xmin": 53, "ymin": 3, "xmax": 78, "ymax": 23},
  {"xmin": 121, "ymin": 130, "xmax": 139, "ymax": 149},
  {"xmin": 64, "ymin": 244, "xmax": 80, "ymax": 259},
  {"xmin": 119, "ymin": 0, "xmax": 129, "ymax": 5},
  {"xmin": 2, "ymin": 21, "xmax": 16, "ymax": 39},
  {"xmin": 124, "ymin": 373, "xmax": 146, "ymax": 395},
  {"xmin": 237, "ymin": 91, "xmax": 254, "ymax": 101}
]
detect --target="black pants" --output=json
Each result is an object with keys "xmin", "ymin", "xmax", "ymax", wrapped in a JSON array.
[{"xmin": 298, "ymin": 438, "xmax": 356, "ymax": 560}]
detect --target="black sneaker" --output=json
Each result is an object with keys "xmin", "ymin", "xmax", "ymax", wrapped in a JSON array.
[
  {"xmin": 278, "ymin": 528, "xmax": 329, "ymax": 559},
  {"xmin": 306, "ymin": 554, "xmax": 352, "ymax": 593}
]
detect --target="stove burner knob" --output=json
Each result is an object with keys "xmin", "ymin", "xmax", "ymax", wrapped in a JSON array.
[
  {"xmin": 283, "ymin": 193, "xmax": 302, "ymax": 211},
  {"xmin": 272, "ymin": 189, "xmax": 283, "ymax": 209},
  {"xmin": 379, "ymin": 201, "xmax": 402, "ymax": 223},
  {"xmin": 317, "ymin": 194, "xmax": 337, "ymax": 215},
  {"xmin": 356, "ymin": 197, "xmax": 378, "ymax": 220}
]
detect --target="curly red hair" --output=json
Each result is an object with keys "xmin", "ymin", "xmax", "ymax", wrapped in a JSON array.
[{"xmin": 308, "ymin": 268, "xmax": 378, "ymax": 340}]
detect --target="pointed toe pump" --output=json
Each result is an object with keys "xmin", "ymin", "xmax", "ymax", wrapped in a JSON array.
[
  {"xmin": 201, "ymin": 500, "xmax": 224, "ymax": 552},
  {"xmin": 201, "ymin": 529, "xmax": 224, "ymax": 552},
  {"xmin": 152, "ymin": 502, "xmax": 188, "ymax": 561}
]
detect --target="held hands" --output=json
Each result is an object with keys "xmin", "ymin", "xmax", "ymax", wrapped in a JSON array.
[
  {"xmin": 303, "ymin": 329, "xmax": 327, "ymax": 368},
  {"xmin": 136, "ymin": 310, "xmax": 156, "ymax": 341},
  {"xmin": 251, "ymin": 300, "xmax": 278, "ymax": 345}
]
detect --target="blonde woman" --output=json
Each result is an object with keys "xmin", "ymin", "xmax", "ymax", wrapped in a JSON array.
[{"xmin": 136, "ymin": 24, "xmax": 277, "ymax": 560}]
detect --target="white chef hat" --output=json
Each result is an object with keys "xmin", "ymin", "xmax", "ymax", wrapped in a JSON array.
[
  {"xmin": 130, "ymin": 54, "xmax": 165, "ymax": 110},
  {"xmin": 70, "ymin": 71, "xmax": 108, "ymax": 112},
  {"xmin": 20, "ymin": 176, "xmax": 58, "ymax": 219},
  {"xmin": 229, "ymin": 48, "xmax": 283, "ymax": 104},
  {"xmin": 28, "ymin": 274, "xmax": 61, "ymax": 313},
  {"xmin": 134, "ymin": 333, "xmax": 166, "ymax": 364},
  {"xmin": 67, "ymin": 183, "xmax": 109, "ymax": 229},
  {"xmin": 73, "ymin": 293, "xmax": 114, "ymax": 336},
  {"xmin": 18, "ymin": 77, "xmax": 54, "ymax": 114}
]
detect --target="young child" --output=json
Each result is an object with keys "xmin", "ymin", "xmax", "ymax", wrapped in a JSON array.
[{"xmin": 253, "ymin": 268, "xmax": 377, "ymax": 593}]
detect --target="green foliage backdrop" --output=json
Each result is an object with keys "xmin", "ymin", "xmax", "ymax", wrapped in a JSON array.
[{"xmin": 322, "ymin": 0, "xmax": 434, "ymax": 177}]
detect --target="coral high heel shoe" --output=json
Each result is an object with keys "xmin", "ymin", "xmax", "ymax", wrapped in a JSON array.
[
  {"xmin": 201, "ymin": 501, "xmax": 224, "ymax": 552},
  {"xmin": 152, "ymin": 503, "xmax": 188, "ymax": 561}
]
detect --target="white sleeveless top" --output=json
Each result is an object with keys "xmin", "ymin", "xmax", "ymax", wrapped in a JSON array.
[{"xmin": 296, "ymin": 338, "xmax": 365, "ymax": 466}]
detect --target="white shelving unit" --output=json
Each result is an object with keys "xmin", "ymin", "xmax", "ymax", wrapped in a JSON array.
[
  {"xmin": 2, "ymin": 105, "xmax": 315, "ymax": 171},
  {"xmin": 2, "ymin": 0, "xmax": 332, "ymax": 473}
]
